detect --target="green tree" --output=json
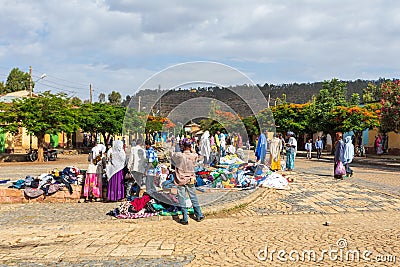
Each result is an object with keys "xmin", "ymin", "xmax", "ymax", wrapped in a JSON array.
[
  {"xmin": 123, "ymin": 108, "xmax": 146, "ymax": 138},
  {"xmin": 350, "ymin": 93, "xmax": 360, "ymax": 106},
  {"xmin": 98, "ymin": 93, "xmax": 106, "ymax": 103},
  {"xmin": 0, "ymin": 81, "xmax": 5, "ymax": 94},
  {"xmin": 0, "ymin": 92, "xmax": 79, "ymax": 161},
  {"xmin": 242, "ymin": 115, "xmax": 259, "ymax": 139},
  {"xmin": 70, "ymin": 96, "xmax": 82, "ymax": 106},
  {"xmin": 78, "ymin": 103, "xmax": 126, "ymax": 146},
  {"xmin": 269, "ymin": 103, "xmax": 312, "ymax": 136},
  {"xmin": 5, "ymin": 68, "xmax": 31, "ymax": 93},
  {"xmin": 309, "ymin": 78, "xmax": 349, "ymax": 149},
  {"xmin": 121, "ymin": 95, "xmax": 132, "ymax": 107},
  {"xmin": 362, "ymin": 82, "xmax": 382, "ymax": 103},
  {"xmin": 108, "ymin": 91, "xmax": 122, "ymax": 106},
  {"xmin": 380, "ymin": 80, "xmax": 400, "ymax": 133}
]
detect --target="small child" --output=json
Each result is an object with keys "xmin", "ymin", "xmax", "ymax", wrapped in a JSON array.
[{"xmin": 305, "ymin": 139, "xmax": 312, "ymax": 159}]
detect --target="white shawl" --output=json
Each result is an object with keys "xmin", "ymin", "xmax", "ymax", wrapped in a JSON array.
[
  {"xmin": 200, "ymin": 131, "xmax": 211, "ymax": 161},
  {"xmin": 106, "ymin": 140, "xmax": 126, "ymax": 180}
]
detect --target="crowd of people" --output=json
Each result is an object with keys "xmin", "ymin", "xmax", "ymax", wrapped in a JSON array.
[{"xmin": 82, "ymin": 128, "xmax": 389, "ymax": 223}]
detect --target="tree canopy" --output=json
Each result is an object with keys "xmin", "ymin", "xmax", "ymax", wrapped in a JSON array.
[
  {"xmin": 380, "ymin": 80, "xmax": 400, "ymax": 133},
  {"xmin": 108, "ymin": 91, "xmax": 122, "ymax": 105},
  {"xmin": 3, "ymin": 68, "xmax": 31, "ymax": 94},
  {"xmin": 0, "ymin": 92, "xmax": 79, "ymax": 161},
  {"xmin": 78, "ymin": 103, "xmax": 126, "ymax": 145}
]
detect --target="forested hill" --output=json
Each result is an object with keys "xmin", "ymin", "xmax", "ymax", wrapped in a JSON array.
[{"xmin": 129, "ymin": 79, "xmax": 387, "ymax": 118}]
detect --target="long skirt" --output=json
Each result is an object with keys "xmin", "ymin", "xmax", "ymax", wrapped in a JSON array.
[
  {"xmin": 107, "ymin": 169, "xmax": 125, "ymax": 201},
  {"xmin": 286, "ymin": 149, "xmax": 295, "ymax": 170},
  {"xmin": 270, "ymin": 155, "xmax": 281, "ymax": 171},
  {"xmin": 83, "ymin": 173, "xmax": 102, "ymax": 198}
]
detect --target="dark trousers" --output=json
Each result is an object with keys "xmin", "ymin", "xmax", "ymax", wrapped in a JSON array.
[
  {"xmin": 316, "ymin": 148, "xmax": 322, "ymax": 159},
  {"xmin": 344, "ymin": 163, "xmax": 353, "ymax": 176}
]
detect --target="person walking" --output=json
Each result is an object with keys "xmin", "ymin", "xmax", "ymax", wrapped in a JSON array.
[
  {"xmin": 334, "ymin": 132, "xmax": 345, "ymax": 179},
  {"xmin": 315, "ymin": 136, "xmax": 323, "ymax": 159},
  {"xmin": 343, "ymin": 136, "xmax": 354, "ymax": 177},
  {"xmin": 305, "ymin": 139, "xmax": 312, "ymax": 159},
  {"xmin": 170, "ymin": 140, "xmax": 204, "ymax": 225}
]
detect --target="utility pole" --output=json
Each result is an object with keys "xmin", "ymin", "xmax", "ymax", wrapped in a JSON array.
[
  {"xmin": 29, "ymin": 66, "xmax": 33, "ymax": 97},
  {"xmin": 138, "ymin": 96, "xmax": 141, "ymax": 112},
  {"xmin": 267, "ymin": 93, "xmax": 270, "ymax": 108},
  {"xmin": 89, "ymin": 83, "xmax": 93, "ymax": 104},
  {"xmin": 158, "ymin": 84, "xmax": 161, "ymax": 115}
]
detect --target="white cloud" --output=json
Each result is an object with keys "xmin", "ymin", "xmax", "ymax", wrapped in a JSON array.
[{"xmin": 1, "ymin": 0, "xmax": 400, "ymax": 99}]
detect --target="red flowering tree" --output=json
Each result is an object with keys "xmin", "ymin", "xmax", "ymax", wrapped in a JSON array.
[
  {"xmin": 145, "ymin": 116, "xmax": 175, "ymax": 133},
  {"xmin": 330, "ymin": 105, "xmax": 380, "ymax": 134},
  {"xmin": 380, "ymin": 80, "xmax": 400, "ymax": 133}
]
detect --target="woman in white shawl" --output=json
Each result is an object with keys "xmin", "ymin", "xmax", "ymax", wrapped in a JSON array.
[
  {"xmin": 106, "ymin": 140, "xmax": 126, "ymax": 201},
  {"xmin": 269, "ymin": 135, "xmax": 282, "ymax": 171},
  {"xmin": 200, "ymin": 131, "xmax": 211, "ymax": 164},
  {"xmin": 343, "ymin": 136, "xmax": 354, "ymax": 177}
]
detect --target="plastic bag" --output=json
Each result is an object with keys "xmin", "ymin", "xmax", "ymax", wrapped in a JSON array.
[{"xmin": 335, "ymin": 161, "xmax": 346, "ymax": 176}]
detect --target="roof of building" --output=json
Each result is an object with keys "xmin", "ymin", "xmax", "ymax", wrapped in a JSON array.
[{"xmin": 0, "ymin": 90, "xmax": 38, "ymax": 103}]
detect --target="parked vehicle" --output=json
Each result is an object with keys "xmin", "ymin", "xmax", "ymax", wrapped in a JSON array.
[
  {"xmin": 355, "ymin": 145, "xmax": 365, "ymax": 157},
  {"xmin": 26, "ymin": 149, "xmax": 38, "ymax": 162},
  {"xmin": 26, "ymin": 148, "xmax": 57, "ymax": 161},
  {"xmin": 44, "ymin": 148, "xmax": 58, "ymax": 161}
]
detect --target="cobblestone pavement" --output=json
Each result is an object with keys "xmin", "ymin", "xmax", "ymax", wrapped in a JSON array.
[{"xmin": 0, "ymin": 156, "xmax": 399, "ymax": 266}]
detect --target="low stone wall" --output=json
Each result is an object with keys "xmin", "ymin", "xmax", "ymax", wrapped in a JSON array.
[
  {"xmin": 0, "ymin": 153, "xmax": 26, "ymax": 163},
  {"xmin": 0, "ymin": 185, "xmax": 82, "ymax": 204}
]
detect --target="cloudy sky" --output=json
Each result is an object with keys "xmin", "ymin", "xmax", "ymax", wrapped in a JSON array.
[{"xmin": 1, "ymin": 0, "xmax": 399, "ymax": 100}]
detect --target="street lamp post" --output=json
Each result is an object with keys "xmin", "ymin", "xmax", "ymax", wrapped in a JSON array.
[{"xmin": 29, "ymin": 65, "xmax": 46, "ymax": 97}]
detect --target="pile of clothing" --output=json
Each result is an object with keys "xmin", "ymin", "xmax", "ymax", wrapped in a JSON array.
[
  {"xmin": 9, "ymin": 166, "xmax": 82, "ymax": 198},
  {"xmin": 107, "ymin": 192, "xmax": 195, "ymax": 219},
  {"xmin": 194, "ymin": 163, "xmax": 290, "ymax": 190}
]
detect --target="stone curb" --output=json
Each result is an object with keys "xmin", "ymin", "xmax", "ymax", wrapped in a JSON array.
[{"xmin": 130, "ymin": 187, "xmax": 264, "ymax": 222}]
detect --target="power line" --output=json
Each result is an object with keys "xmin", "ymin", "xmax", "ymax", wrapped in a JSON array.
[{"xmin": 33, "ymin": 76, "xmax": 87, "ymax": 91}]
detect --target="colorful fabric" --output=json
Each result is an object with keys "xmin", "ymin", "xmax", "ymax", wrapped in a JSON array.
[
  {"xmin": 130, "ymin": 194, "xmax": 151, "ymax": 211},
  {"xmin": 255, "ymin": 133, "xmax": 267, "ymax": 162},
  {"xmin": 286, "ymin": 147, "xmax": 295, "ymax": 170},
  {"xmin": 84, "ymin": 173, "xmax": 102, "ymax": 198},
  {"xmin": 146, "ymin": 147, "xmax": 158, "ymax": 163},
  {"xmin": 107, "ymin": 169, "xmax": 125, "ymax": 201},
  {"xmin": 158, "ymin": 208, "xmax": 195, "ymax": 216},
  {"xmin": 116, "ymin": 212, "xmax": 158, "ymax": 219},
  {"xmin": 270, "ymin": 154, "xmax": 281, "ymax": 171}
]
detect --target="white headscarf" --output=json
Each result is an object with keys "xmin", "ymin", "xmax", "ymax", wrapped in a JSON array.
[
  {"xmin": 106, "ymin": 140, "xmax": 126, "ymax": 180},
  {"xmin": 91, "ymin": 143, "xmax": 106, "ymax": 160},
  {"xmin": 269, "ymin": 136, "xmax": 281, "ymax": 161},
  {"xmin": 200, "ymin": 130, "xmax": 211, "ymax": 161},
  {"xmin": 344, "ymin": 136, "xmax": 354, "ymax": 163}
]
